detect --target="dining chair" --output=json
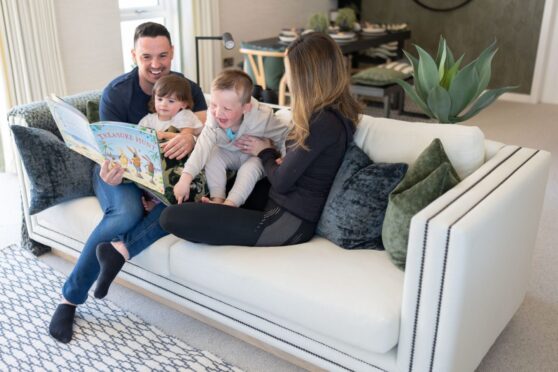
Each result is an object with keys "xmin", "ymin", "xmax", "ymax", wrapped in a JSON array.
[{"xmin": 239, "ymin": 47, "xmax": 289, "ymax": 106}]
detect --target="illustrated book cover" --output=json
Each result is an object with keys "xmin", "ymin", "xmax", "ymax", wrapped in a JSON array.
[{"xmin": 46, "ymin": 95, "xmax": 172, "ymax": 205}]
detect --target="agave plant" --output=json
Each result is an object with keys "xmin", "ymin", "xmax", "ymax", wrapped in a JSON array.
[{"xmin": 397, "ymin": 37, "xmax": 517, "ymax": 123}]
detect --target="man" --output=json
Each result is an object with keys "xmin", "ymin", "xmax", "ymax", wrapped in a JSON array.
[{"xmin": 49, "ymin": 22, "xmax": 207, "ymax": 343}]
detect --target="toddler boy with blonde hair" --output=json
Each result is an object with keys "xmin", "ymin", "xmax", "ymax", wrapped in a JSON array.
[{"xmin": 174, "ymin": 69, "xmax": 288, "ymax": 207}]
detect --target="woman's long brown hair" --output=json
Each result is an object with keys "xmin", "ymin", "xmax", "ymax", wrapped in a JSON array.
[{"xmin": 286, "ymin": 32, "xmax": 362, "ymax": 149}]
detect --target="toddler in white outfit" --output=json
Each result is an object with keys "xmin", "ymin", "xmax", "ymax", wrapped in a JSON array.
[
  {"xmin": 139, "ymin": 74, "xmax": 203, "ymax": 210},
  {"xmin": 174, "ymin": 69, "xmax": 288, "ymax": 207}
]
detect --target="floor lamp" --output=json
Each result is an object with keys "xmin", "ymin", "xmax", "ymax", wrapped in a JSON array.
[{"xmin": 195, "ymin": 32, "xmax": 235, "ymax": 84}]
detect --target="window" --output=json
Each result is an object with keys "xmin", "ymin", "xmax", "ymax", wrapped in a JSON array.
[{"xmin": 118, "ymin": 0, "xmax": 181, "ymax": 73}]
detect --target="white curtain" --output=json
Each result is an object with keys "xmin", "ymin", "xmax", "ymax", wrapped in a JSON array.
[
  {"xmin": 192, "ymin": 0, "xmax": 222, "ymax": 92},
  {"xmin": 0, "ymin": 0, "xmax": 66, "ymax": 105},
  {"xmin": 0, "ymin": 0, "xmax": 66, "ymax": 172}
]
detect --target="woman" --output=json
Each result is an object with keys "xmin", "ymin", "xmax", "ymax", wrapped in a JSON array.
[{"xmin": 160, "ymin": 32, "xmax": 362, "ymax": 245}]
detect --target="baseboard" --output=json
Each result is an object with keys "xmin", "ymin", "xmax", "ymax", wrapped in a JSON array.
[{"xmin": 499, "ymin": 92, "xmax": 537, "ymax": 103}]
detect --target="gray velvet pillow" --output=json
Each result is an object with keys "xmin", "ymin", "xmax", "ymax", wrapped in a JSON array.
[
  {"xmin": 317, "ymin": 143, "xmax": 407, "ymax": 249},
  {"xmin": 10, "ymin": 125, "xmax": 95, "ymax": 214}
]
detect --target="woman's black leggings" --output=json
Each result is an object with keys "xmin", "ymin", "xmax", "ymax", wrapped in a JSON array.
[{"xmin": 159, "ymin": 201, "xmax": 316, "ymax": 246}]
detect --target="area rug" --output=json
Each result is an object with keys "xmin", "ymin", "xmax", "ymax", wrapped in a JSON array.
[{"xmin": 0, "ymin": 244, "xmax": 243, "ymax": 371}]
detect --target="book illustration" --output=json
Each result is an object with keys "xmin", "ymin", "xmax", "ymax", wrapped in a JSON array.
[
  {"xmin": 49, "ymin": 102, "xmax": 104, "ymax": 164},
  {"xmin": 89, "ymin": 123, "xmax": 165, "ymax": 193},
  {"xmin": 47, "ymin": 95, "xmax": 169, "ymax": 204}
]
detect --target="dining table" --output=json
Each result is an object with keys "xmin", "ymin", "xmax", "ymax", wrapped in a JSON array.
[{"xmin": 242, "ymin": 29, "xmax": 411, "ymax": 58}]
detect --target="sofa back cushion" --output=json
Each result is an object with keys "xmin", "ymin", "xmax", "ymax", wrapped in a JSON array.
[{"xmin": 354, "ymin": 116, "xmax": 485, "ymax": 179}]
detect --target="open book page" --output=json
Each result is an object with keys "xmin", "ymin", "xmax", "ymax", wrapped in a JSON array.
[
  {"xmin": 46, "ymin": 95, "xmax": 104, "ymax": 164},
  {"xmin": 90, "ymin": 122, "xmax": 165, "ymax": 195},
  {"xmin": 47, "ymin": 95, "xmax": 171, "ymax": 205}
]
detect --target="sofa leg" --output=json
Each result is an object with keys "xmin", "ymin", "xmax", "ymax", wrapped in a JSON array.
[{"xmin": 20, "ymin": 205, "xmax": 50, "ymax": 256}]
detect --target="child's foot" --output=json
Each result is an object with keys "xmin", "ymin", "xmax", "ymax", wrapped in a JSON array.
[
  {"xmin": 94, "ymin": 242, "xmax": 125, "ymax": 299},
  {"xmin": 201, "ymin": 196, "xmax": 225, "ymax": 204},
  {"xmin": 142, "ymin": 197, "xmax": 157, "ymax": 212},
  {"xmin": 223, "ymin": 199, "xmax": 238, "ymax": 207},
  {"xmin": 49, "ymin": 303, "xmax": 77, "ymax": 343}
]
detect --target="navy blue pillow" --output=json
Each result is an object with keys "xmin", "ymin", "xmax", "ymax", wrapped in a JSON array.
[
  {"xmin": 317, "ymin": 143, "xmax": 407, "ymax": 249},
  {"xmin": 11, "ymin": 125, "xmax": 95, "ymax": 214}
]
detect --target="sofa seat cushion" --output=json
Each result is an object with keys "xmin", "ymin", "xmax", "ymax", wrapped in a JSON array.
[
  {"xmin": 354, "ymin": 115, "xmax": 485, "ymax": 179},
  {"xmin": 34, "ymin": 197, "xmax": 172, "ymax": 276},
  {"xmin": 168, "ymin": 236, "xmax": 404, "ymax": 354}
]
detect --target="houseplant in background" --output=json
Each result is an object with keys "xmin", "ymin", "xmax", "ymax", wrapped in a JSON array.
[
  {"xmin": 308, "ymin": 13, "xmax": 329, "ymax": 33},
  {"xmin": 335, "ymin": 7, "xmax": 357, "ymax": 31},
  {"xmin": 397, "ymin": 37, "xmax": 516, "ymax": 123}
]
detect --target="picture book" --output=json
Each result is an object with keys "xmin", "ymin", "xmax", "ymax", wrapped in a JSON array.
[{"xmin": 46, "ymin": 95, "xmax": 171, "ymax": 205}]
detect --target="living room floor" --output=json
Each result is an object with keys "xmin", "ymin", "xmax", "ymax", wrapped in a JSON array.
[{"xmin": 1, "ymin": 99, "xmax": 557, "ymax": 371}]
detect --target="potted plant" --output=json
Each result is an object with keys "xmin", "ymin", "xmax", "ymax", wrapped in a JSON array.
[
  {"xmin": 397, "ymin": 37, "xmax": 516, "ymax": 123},
  {"xmin": 308, "ymin": 13, "xmax": 329, "ymax": 33},
  {"xmin": 335, "ymin": 7, "xmax": 357, "ymax": 32}
]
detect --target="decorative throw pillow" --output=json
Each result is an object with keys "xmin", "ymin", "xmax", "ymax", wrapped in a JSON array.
[
  {"xmin": 10, "ymin": 125, "xmax": 96, "ymax": 215},
  {"xmin": 86, "ymin": 100, "xmax": 100, "ymax": 123},
  {"xmin": 317, "ymin": 143, "xmax": 407, "ymax": 249},
  {"xmin": 382, "ymin": 138, "xmax": 460, "ymax": 270}
]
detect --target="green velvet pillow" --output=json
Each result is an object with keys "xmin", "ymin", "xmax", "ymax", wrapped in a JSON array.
[
  {"xmin": 86, "ymin": 100, "xmax": 100, "ymax": 123},
  {"xmin": 382, "ymin": 139, "xmax": 460, "ymax": 270},
  {"xmin": 352, "ymin": 66, "xmax": 411, "ymax": 86}
]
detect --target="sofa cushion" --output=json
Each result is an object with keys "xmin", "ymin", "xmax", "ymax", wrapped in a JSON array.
[
  {"xmin": 382, "ymin": 139, "xmax": 460, "ymax": 270},
  {"xmin": 34, "ymin": 197, "xmax": 173, "ymax": 276},
  {"xmin": 354, "ymin": 116, "xmax": 485, "ymax": 179},
  {"xmin": 317, "ymin": 143, "xmax": 407, "ymax": 249},
  {"xmin": 11, "ymin": 125, "xmax": 95, "ymax": 214},
  {"xmin": 168, "ymin": 237, "xmax": 404, "ymax": 354}
]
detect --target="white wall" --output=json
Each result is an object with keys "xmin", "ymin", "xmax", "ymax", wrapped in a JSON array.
[
  {"xmin": 541, "ymin": 0, "xmax": 558, "ymax": 104},
  {"xmin": 53, "ymin": 0, "xmax": 122, "ymax": 95},
  {"xmin": 219, "ymin": 0, "xmax": 336, "ymax": 66}
]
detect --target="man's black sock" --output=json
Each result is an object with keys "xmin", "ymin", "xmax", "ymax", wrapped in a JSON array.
[
  {"xmin": 49, "ymin": 304, "xmax": 76, "ymax": 343},
  {"xmin": 94, "ymin": 242, "xmax": 125, "ymax": 299}
]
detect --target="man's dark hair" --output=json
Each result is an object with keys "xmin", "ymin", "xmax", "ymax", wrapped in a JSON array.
[{"xmin": 134, "ymin": 22, "xmax": 172, "ymax": 45}]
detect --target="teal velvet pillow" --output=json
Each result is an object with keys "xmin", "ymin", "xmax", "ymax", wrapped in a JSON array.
[
  {"xmin": 352, "ymin": 63, "xmax": 412, "ymax": 86},
  {"xmin": 11, "ymin": 125, "xmax": 95, "ymax": 214},
  {"xmin": 317, "ymin": 143, "xmax": 407, "ymax": 249},
  {"xmin": 382, "ymin": 138, "xmax": 460, "ymax": 270}
]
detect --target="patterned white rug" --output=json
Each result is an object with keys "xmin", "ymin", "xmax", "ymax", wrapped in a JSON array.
[{"xmin": 0, "ymin": 245, "xmax": 243, "ymax": 371}]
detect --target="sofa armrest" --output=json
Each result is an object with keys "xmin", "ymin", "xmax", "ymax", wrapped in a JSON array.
[{"xmin": 397, "ymin": 145, "xmax": 551, "ymax": 372}]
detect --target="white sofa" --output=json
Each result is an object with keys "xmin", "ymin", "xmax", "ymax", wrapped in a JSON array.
[{"xmin": 8, "ymin": 93, "xmax": 551, "ymax": 371}]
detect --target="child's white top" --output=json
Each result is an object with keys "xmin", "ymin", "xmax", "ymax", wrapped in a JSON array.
[
  {"xmin": 138, "ymin": 109, "xmax": 203, "ymax": 132},
  {"xmin": 183, "ymin": 97, "xmax": 289, "ymax": 178}
]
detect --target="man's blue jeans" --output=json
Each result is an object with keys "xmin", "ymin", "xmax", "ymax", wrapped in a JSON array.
[{"xmin": 62, "ymin": 165, "xmax": 167, "ymax": 304}]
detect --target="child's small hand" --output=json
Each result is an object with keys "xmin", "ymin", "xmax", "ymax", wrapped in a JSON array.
[
  {"xmin": 275, "ymin": 158, "xmax": 283, "ymax": 165},
  {"xmin": 174, "ymin": 173, "xmax": 193, "ymax": 204}
]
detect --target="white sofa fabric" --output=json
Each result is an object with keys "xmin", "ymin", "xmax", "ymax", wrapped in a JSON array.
[{"xmin": 9, "ymin": 95, "xmax": 551, "ymax": 371}]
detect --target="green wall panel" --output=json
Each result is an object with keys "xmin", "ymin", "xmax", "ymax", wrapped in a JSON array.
[{"xmin": 362, "ymin": 0, "xmax": 546, "ymax": 94}]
